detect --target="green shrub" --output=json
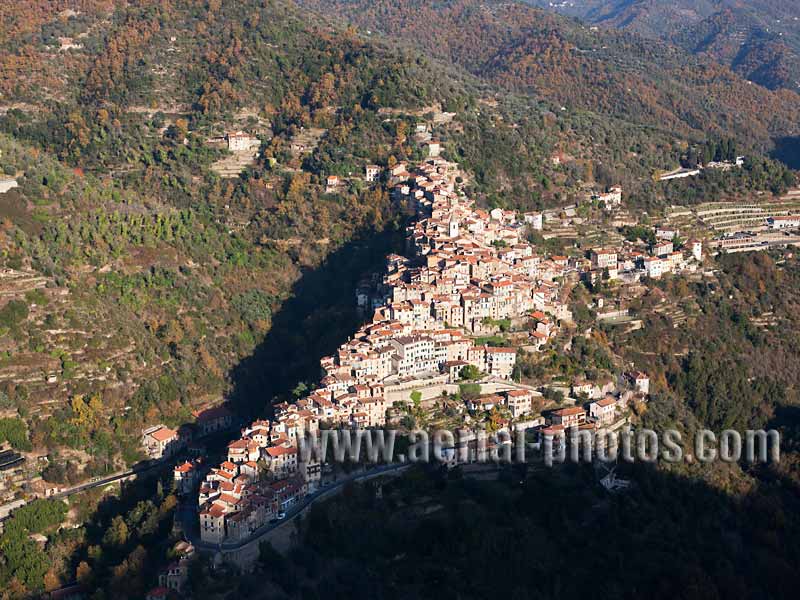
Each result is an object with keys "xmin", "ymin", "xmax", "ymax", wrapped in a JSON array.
[
  {"xmin": 0, "ymin": 417, "xmax": 31, "ymax": 451},
  {"xmin": 0, "ymin": 300, "xmax": 29, "ymax": 328}
]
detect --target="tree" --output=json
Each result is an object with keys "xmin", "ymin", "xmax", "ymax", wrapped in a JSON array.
[
  {"xmin": 43, "ymin": 570, "xmax": 60, "ymax": 592},
  {"xmin": 0, "ymin": 300, "xmax": 28, "ymax": 328},
  {"xmin": 0, "ymin": 418, "xmax": 31, "ymax": 451},
  {"xmin": 102, "ymin": 516, "xmax": 129, "ymax": 549},
  {"xmin": 459, "ymin": 365, "xmax": 481, "ymax": 381},
  {"xmin": 76, "ymin": 561, "xmax": 93, "ymax": 585},
  {"xmin": 1, "ymin": 578, "xmax": 28, "ymax": 600},
  {"xmin": 292, "ymin": 382, "xmax": 309, "ymax": 399},
  {"xmin": 3, "ymin": 500, "xmax": 67, "ymax": 536},
  {"xmin": 0, "ymin": 530, "xmax": 49, "ymax": 591}
]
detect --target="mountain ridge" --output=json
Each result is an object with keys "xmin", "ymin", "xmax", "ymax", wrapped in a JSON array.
[
  {"xmin": 298, "ymin": 0, "xmax": 800, "ymax": 155},
  {"xmin": 523, "ymin": 0, "xmax": 800, "ymax": 91}
]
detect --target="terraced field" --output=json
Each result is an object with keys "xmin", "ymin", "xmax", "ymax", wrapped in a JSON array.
[{"xmin": 664, "ymin": 189, "xmax": 800, "ymax": 234}]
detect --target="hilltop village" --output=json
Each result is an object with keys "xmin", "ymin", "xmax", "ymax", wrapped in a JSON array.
[{"xmin": 186, "ymin": 155, "xmax": 699, "ymax": 546}]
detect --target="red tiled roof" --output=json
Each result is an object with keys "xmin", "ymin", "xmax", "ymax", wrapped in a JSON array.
[
  {"xmin": 595, "ymin": 396, "xmax": 618, "ymax": 408},
  {"xmin": 149, "ymin": 427, "xmax": 177, "ymax": 442},
  {"xmin": 266, "ymin": 445, "xmax": 297, "ymax": 457},
  {"xmin": 552, "ymin": 407, "xmax": 586, "ymax": 417}
]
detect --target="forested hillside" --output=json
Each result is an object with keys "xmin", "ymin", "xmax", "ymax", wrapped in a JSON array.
[
  {"xmin": 301, "ymin": 0, "xmax": 800, "ymax": 153},
  {"xmin": 524, "ymin": 0, "xmax": 800, "ymax": 92},
  {"xmin": 0, "ymin": 0, "xmax": 459, "ymax": 490},
  {"xmin": 0, "ymin": 0, "xmax": 799, "ymax": 596},
  {"xmin": 0, "ymin": 0, "xmax": 441, "ymax": 592},
  {"xmin": 0, "ymin": 0, "xmax": 794, "ymax": 490}
]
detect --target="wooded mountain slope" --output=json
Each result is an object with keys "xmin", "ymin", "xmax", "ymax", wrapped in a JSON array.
[
  {"xmin": 301, "ymin": 0, "xmax": 800, "ymax": 152},
  {"xmin": 524, "ymin": 0, "xmax": 800, "ymax": 91},
  {"xmin": 0, "ymin": 0, "xmax": 452, "ymax": 483}
]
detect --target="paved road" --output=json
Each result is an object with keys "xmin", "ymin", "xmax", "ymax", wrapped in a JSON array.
[
  {"xmin": 185, "ymin": 462, "xmax": 410, "ymax": 552},
  {"xmin": 0, "ymin": 459, "xmax": 166, "ymax": 523}
]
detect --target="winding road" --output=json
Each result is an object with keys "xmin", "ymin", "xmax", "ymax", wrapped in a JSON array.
[{"xmin": 182, "ymin": 462, "xmax": 411, "ymax": 554}]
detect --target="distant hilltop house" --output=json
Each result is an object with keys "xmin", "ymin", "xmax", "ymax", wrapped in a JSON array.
[
  {"xmin": 489, "ymin": 207, "xmax": 516, "ymax": 224},
  {"xmin": 653, "ymin": 240, "xmax": 673, "ymax": 257},
  {"xmin": 687, "ymin": 239, "xmax": 703, "ymax": 262},
  {"xmin": 594, "ymin": 185, "xmax": 622, "ymax": 209},
  {"xmin": 590, "ymin": 248, "xmax": 617, "ymax": 270},
  {"xmin": 226, "ymin": 131, "xmax": 260, "ymax": 152},
  {"xmin": 57, "ymin": 36, "xmax": 84, "ymax": 51},
  {"xmin": 643, "ymin": 256, "xmax": 664, "ymax": 278},
  {"xmin": 157, "ymin": 541, "xmax": 195, "ymax": 594},
  {"xmin": 550, "ymin": 406, "xmax": 587, "ymax": 429},
  {"xmin": 326, "ymin": 175, "xmax": 341, "ymax": 193},
  {"xmin": 589, "ymin": 395, "xmax": 623, "ymax": 426},
  {"xmin": 173, "ymin": 458, "xmax": 203, "ymax": 495},
  {"xmin": 623, "ymin": 371, "xmax": 650, "ymax": 395},
  {"xmin": 705, "ymin": 156, "xmax": 745, "ymax": 170},
  {"xmin": 572, "ymin": 379, "xmax": 602, "ymax": 400}
]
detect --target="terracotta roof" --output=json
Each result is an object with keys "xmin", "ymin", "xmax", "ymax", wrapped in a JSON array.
[
  {"xmin": 266, "ymin": 445, "xmax": 297, "ymax": 458},
  {"xmin": 219, "ymin": 493, "xmax": 240, "ymax": 506},
  {"xmin": 594, "ymin": 396, "xmax": 618, "ymax": 408},
  {"xmin": 149, "ymin": 427, "xmax": 177, "ymax": 442},
  {"xmin": 552, "ymin": 407, "xmax": 586, "ymax": 417},
  {"xmin": 201, "ymin": 503, "xmax": 227, "ymax": 518}
]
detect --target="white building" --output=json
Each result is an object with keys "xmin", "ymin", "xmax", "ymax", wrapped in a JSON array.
[
  {"xmin": 365, "ymin": 164, "xmax": 381, "ymax": 182},
  {"xmin": 591, "ymin": 248, "xmax": 618, "ymax": 270},
  {"xmin": 688, "ymin": 239, "xmax": 703, "ymax": 262},
  {"xmin": 643, "ymin": 257, "xmax": 664, "ymax": 279},
  {"xmin": 523, "ymin": 212, "xmax": 543, "ymax": 230},
  {"xmin": 655, "ymin": 227, "xmax": 679, "ymax": 240},
  {"xmin": 504, "ymin": 389, "xmax": 534, "ymax": 417},
  {"xmin": 768, "ymin": 216, "xmax": 800, "ymax": 230},
  {"xmin": 629, "ymin": 371, "xmax": 650, "ymax": 395},
  {"xmin": 142, "ymin": 425, "xmax": 182, "ymax": 459},
  {"xmin": 597, "ymin": 186, "xmax": 622, "ymax": 208},
  {"xmin": 653, "ymin": 241, "xmax": 673, "ymax": 257},
  {"xmin": 425, "ymin": 140, "xmax": 442, "ymax": 157},
  {"xmin": 589, "ymin": 396, "xmax": 620, "ymax": 426},
  {"xmin": 390, "ymin": 335, "xmax": 439, "ymax": 377},
  {"xmin": 227, "ymin": 131, "xmax": 260, "ymax": 152},
  {"xmin": 484, "ymin": 347, "xmax": 517, "ymax": 379},
  {"xmin": 326, "ymin": 175, "xmax": 340, "ymax": 193}
]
